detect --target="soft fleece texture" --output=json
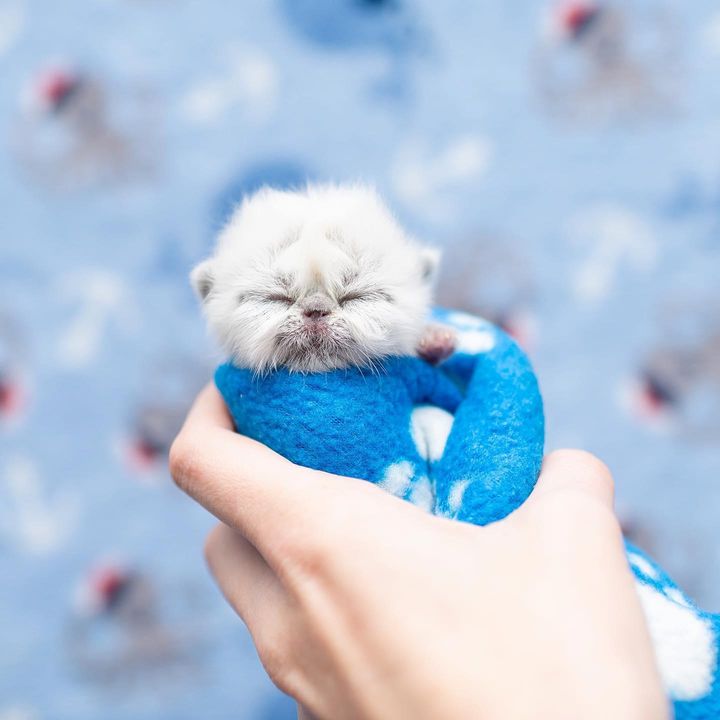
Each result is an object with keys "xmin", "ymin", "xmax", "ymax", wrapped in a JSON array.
[{"xmin": 216, "ymin": 307, "xmax": 719, "ymax": 717}]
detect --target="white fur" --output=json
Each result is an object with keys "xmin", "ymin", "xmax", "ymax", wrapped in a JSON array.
[
  {"xmin": 192, "ymin": 184, "xmax": 438, "ymax": 372},
  {"xmin": 635, "ymin": 581, "xmax": 716, "ymax": 701}
]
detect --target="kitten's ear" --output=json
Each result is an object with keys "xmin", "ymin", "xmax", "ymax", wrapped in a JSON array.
[
  {"xmin": 420, "ymin": 248, "xmax": 441, "ymax": 282},
  {"xmin": 190, "ymin": 259, "xmax": 215, "ymax": 301}
]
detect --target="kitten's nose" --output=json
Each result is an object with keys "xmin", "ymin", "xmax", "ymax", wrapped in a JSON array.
[{"xmin": 301, "ymin": 294, "xmax": 333, "ymax": 319}]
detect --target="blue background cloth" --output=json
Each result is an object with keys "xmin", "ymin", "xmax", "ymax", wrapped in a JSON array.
[{"xmin": 1, "ymin": 1, "xmax": 719, "ymax": 718}]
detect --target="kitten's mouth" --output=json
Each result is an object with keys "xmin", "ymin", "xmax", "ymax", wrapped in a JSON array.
[
  {"xmin": 273, "ymin": 319, "xmax": 361, "ymax": 372},
  {"xmin": 302, "ymin": 318, "xmax": 331, "ymax": 338}
]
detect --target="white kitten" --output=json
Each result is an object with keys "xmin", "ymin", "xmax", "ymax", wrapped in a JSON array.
[{"xmin": 191, "ymin": 183, "xmax": 444, "ymax": 373}]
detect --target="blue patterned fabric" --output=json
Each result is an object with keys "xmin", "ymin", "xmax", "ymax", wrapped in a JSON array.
[
  {"xmin": 431, "ymin": 309, "xmax": 545, "ymax": 524},
  {"xmin": 216, "ymin": 309, "xmax": 544, "ymax": 525},
  {"xmin": 626, "ymin": 543, "xmax": 720, "ymax": 719}
]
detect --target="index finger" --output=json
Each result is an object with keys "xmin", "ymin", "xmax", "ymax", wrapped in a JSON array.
[{"xmin": 169, "ymin": 384, "xmax": 370, "ymax": 568}]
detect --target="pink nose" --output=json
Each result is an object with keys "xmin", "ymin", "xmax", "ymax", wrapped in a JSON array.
[
  {"xmin": 301, "ymin": 294, "xmax": 333, "ymax": 320},
  {"xmin": 303, "ymin": 307, "xmax": 330, "ymax": 320}
]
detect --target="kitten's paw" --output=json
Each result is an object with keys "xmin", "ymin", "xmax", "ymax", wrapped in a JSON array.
[{"xmin": 417, "ymin": 324, "xmax": 457, "ymax": 365}]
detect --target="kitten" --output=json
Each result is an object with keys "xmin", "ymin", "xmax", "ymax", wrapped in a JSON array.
[{"xmin": 191, "ymin": 183, "xmax": 454, "ymax": 373}]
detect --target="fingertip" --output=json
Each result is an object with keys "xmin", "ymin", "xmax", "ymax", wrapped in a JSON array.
[
  {"xmin": 530, "ymin": 449, "xmax": 615, "ymax": 508},
  {"xmin": 185, "ymin": 383, "xmax": 234, "ymax": 432},
  {"xmin": 542, "ymin": 449, "xmax": 613, "ymax": 486}
]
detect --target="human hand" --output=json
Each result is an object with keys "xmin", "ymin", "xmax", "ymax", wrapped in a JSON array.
[{"xmin": 170, "ymin": 385, "xmax": 668, "ymax": 720}]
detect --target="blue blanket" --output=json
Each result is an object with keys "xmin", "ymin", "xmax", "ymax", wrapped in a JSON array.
[{"xmin": 217, "ymin": 308, "xmax": 719, "ymax": 717}]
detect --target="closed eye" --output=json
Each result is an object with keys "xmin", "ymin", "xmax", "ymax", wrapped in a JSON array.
[
  {"xmin": 338, "ymin": 291, "xmax": 365, "ymax": 305},
  {"xmin": 237, "ymin": 291, "xmax": 294, "ymax": 305},
  {"xmin": 266, "ymin": 293, "xmax": 294, "ymax": 305},
  {"xmin": 339, "ymin": 289, "xmax": 393, "ymax": 305}
]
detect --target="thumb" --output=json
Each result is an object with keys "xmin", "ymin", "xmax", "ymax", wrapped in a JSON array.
[{"xmin": 524, "ymin": 449, "xmax": 615, "ymax": 510}]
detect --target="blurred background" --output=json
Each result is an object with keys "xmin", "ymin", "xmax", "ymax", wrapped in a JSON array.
[{"xmin": 1, "ymin": 0, "xmax": 719, "ymax": 717}]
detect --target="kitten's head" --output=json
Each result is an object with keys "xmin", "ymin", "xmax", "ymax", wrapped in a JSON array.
[{"xmin": 191, "ymin": 183, "xmax": 439, "ymax": 373}]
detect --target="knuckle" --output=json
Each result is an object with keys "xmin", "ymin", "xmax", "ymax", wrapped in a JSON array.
[
  {"xmin": 274, "ymin": 519, "xmax": 342, "ymax": 587},
  {"xmin": 167, "ymin": 435, "xmax": 186, "ymax": 483},
  {"xmin": 304, "ymin": 540, "xmax": 336, "ymax": 579},
  {"xmin": 284, "ymin": 536, "xmax": 334, "ymax": 584},
  {"xmin": 168, "ymin": 433, "xmax": 200, "ymax": 492},
  {"xmin": 256, "ymin": 635, "xmax": 292, "ymax": 691},
  {"xmin": 258, "ymin": 633, "xmax": 307, "ymax": 700}
]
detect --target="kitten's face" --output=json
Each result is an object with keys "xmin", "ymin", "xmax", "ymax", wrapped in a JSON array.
[{"xmin": 192, "ymin": 185, "xmax": 438, "ymax": 373}]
